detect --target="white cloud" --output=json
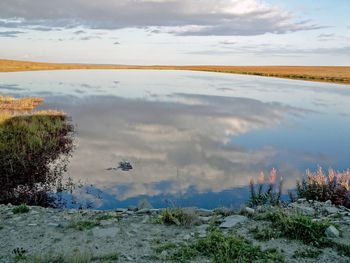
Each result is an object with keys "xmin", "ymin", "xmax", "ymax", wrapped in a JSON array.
[{"xmin": 0, "ymin": 0, "xmax": 326, "ymax": 36}]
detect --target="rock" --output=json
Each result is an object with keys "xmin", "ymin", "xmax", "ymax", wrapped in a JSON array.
[
  {"xmin": 245, "ymin": 207, "xmax": 255, "ymax": 215},
  {"xmin": 297, "ymin": 198, "xmax": 307, "ymax": 203},
  {"xmin": 289, "ymin": 203, "xmax": 315, "ymax": 216},
  {"xmin": 57, "ymin": 222, "xmax": 69, "ymax": 228},
  {"xmin": 199, "ymin": 216, "xmax": 211, "ymax": 224},
  {"xmin": 141, "ymin": 215, "xmax": 150, "ymax": 224},
  {"xmin": 159, "ymin": 250, "xmax": 168, "ymax": 260},
  {"xmin": 137, "ymin": 199, "xmax": 153, "ymax": 210},
  {"xmin": 116, "ymin": 208, "xmax": 126, "ymax": 213},
  {"xmin": 183, "ymin": 234, "xmax": 191, "ymax": 241},
  {"xmin": 219, "ymin": 215, "xmax": 248, "ymax": 228},
  {"xmin": 47, "ymin": 223, "xmax": 59, "ymax": 227},
  {"xmin": 92, "ymin": 227, "xmax": 120, "ymax": 238},
  {"xmin": 136, "ymin": 208, "xmax": 151, "ymax": 214},
  {"xmin": 197, "ymin": 209, "xmax": 213, "ymax": 217},
  {"xmin": 100, "ymin": 219, "xmax": 115, "ymax": 226},
  {"xmin": 325, "ymin": 200, "xmax": 332, "ymax": 205},
  {"xmin": 127, "ymin": 206, "xmax": 138, "ymax": 212},
  {"xmin": 324, "ymin": 206, "xmax": 339, "ymax": 215},
  {"xmin": 325, "ymin": 225, "xmax": 339, "ymax": 238}
]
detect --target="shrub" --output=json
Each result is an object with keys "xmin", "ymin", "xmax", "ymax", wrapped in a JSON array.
[
  {"xmin": 12, "ymin": 203, "xmax": 30, "ymax": 214},
  {"xmin": 297, "ymin": 167, "xmax": 350, "ymax": 208},
  {"xmin": 247, "ymin": 169, "xmax": 283, "ymax": 207}
]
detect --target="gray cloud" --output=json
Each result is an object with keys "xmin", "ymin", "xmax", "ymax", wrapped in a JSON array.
[
  {"xmin": 74, "ymin": 30, "xmax": 86, "ymax": 35},
  {"xmin": 0, "ymin": 0, "xmax": 327, "ymax": 36},
  {"xmin": 186, "ymin": 45, "xmax": 350, "ymax": 56},
  {"xmin": 114, "ymin": 41, "xmax": 120, "ymax": 45},
  {"xmin": 0, "ymin": 30, "xmax": 23, "ymax": 37}
]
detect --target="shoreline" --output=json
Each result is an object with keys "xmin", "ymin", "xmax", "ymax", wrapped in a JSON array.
[
  {"xmin": 1, "ymin": 59, "xmax": 350, "ymax": 85},
  {"xmin": 1, "ymin": 199, "xmax": 349, "ymax": 262}
]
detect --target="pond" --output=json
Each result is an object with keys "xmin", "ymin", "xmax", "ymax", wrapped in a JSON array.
[{"xmin": 1, "ymin": 70, "xmax": 349, "ymax": 209}]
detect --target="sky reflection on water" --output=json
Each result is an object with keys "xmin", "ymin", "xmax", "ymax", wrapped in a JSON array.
[{"xmin": 1, "ymin": 70, "xmax": 349, "ymax": 209}]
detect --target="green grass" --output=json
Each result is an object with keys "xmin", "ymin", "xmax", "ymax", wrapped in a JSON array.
[
  {"xmin": 68, "ymin": 221, "xmax": 100, "ymax": 231},
  {"xmin": 12, "ymin": 203, "xmax": 29, "ymax": 214},
  {"xmin": 293, "ymin": 247, "xmax": 322, "ymax": 258},
  {"xmin": 255, "ymin": 211, "xmax": 331, "ymax": 246},
  {"xmin": 155, "ymin": 207, "xmax": 199, "ymax": 227},
  {"xmin": 154, "ymin": 227, "xmax": 285, "ymax": 262},
  {"xmin": 92, "ymin": 253, "xmax": 120, "ymax": 261},
  {"xmin": 248, "ymin": 226, "xmax": 281, "ymax": 241}
]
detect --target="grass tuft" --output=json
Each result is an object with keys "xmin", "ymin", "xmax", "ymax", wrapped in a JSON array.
[
  {"xmin": 156, "ymin": 207, "xmax": 199, "ymax": 227},
  {"xmin": 68, "ymin": 220, "xmax": 100, "ymax": 231}
]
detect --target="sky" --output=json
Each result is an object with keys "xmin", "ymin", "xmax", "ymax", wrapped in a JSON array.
[{"xmin": 0, "ymin": 0, "xmax": 349, "ymax": 65}]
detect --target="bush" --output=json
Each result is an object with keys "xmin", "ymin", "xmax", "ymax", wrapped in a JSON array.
[
  {"xmin": 297, "ymin": 167, "xmax": 350, "ymax": 208},
  {"xmin": 12, "ymin": 203, "xmax": 30, "ymax": 214}
]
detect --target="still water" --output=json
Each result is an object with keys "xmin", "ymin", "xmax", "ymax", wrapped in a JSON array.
[{"xmin": 1, "ymin": 70, "xmax": 350, "ymax": 209}]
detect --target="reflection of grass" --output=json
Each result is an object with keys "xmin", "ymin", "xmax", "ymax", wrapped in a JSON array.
[
  {"xmin": 0, "ymin": 93, "xmax": 74, "ymax": 206},
  {"xmin": 1, "ymin": 59, "xmax": 349, "ymax": 85}
]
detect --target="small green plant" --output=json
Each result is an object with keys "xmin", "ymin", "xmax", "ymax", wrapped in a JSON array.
[
  {"xmin": 293, "ymin": 247, "xmax": 322, "ymax": 258},
  {"xmin": 12, "ymin": 203, "xmax": 29, "ymax": 214},
  {"xmin": 156, "ymin": 208, "xmax": 199, "ymax": 227},
  {"xmin": 68, "ymin": 220, "xmax": 100, "ymax": 231},
  {"xmin": 154, "ymin": 227, "xmax": 285, "ymax": 262},
  {"xmin": 12, "ymin": 247, "xmax": 27, "ymax": 261},
  {"xmin": 249, "ymin": 226, "xmax": 281, "ymax": 241},
  {"xmin": 92, "ymin": 253, "xmax": 120, "ymax": 261},
  {"xmin": 259, "ymin": 210, "xmax": 331, "ymax": 246}
]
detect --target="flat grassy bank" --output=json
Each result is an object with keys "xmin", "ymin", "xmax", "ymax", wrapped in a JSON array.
[{"xmin": 1, "ymin": 59, "xmax": 350, "ymax": 85}]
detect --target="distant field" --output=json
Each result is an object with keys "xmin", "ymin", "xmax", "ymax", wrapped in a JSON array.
[{"xmin": 1, "ymin": 59, "xmax": 350, "ymax": 85}]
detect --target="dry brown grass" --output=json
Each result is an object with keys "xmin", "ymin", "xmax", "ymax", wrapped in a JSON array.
[
  {"xmin": 0, "ymin": 93, "xmax": 64, "ymax": 124},
  {"xmin": 1, "ymin": 59, "xmax": 350, "ymax": 85}
]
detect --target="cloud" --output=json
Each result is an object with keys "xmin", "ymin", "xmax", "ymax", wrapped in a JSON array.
[
  {"xmin": 0, "ymin": 30, "xmax": 23, "ymax": 37},
  {"xmin": 0, "ymin": 0, "xmax": 327, "ymax": 36},
  {"xmin": 220, "ymin": 39, "xmax": 237, "ymax": 45},
  {"xmin": 74, "ymin": 30, "xmax": 86, "ymax": 35},
  {"xmin": 113, "ymin": 41, "xmax": 120, "ymax": 45},
  {"xmin": 318, "ymin": 33, "xmax": 334, "ymax": 38},
  {"xmin": 186, "ymin": 45, "xmax": 350, "ymax": 56}
]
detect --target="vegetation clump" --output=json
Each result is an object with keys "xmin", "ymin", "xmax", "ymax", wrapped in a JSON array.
[
  {"xmin": 154, "ymin": 227, "xmax": 285, "ymax": 262},
  {"xmin": 12, "ymin": 203, "xmax": 30, "ymax": 214},
  {"xmin": 296, "ymin": 167, "xmax": 350, "ymax": 208},
  {"xmin": 256, "ymin": 210, "xmax": 332, "ymax": 246},
  {"xmin": 156, "ymin": 207, "xmax": 199, "ymax": 227}
]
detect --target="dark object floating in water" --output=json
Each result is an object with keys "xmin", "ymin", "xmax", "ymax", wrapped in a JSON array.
[
  {"xmin": 118, "ymin": 161, "xmax": 133, "ymax": 171},
  {"xmin": 105, "ymin": 161, "xmax": 133, "ymax": 171}
]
